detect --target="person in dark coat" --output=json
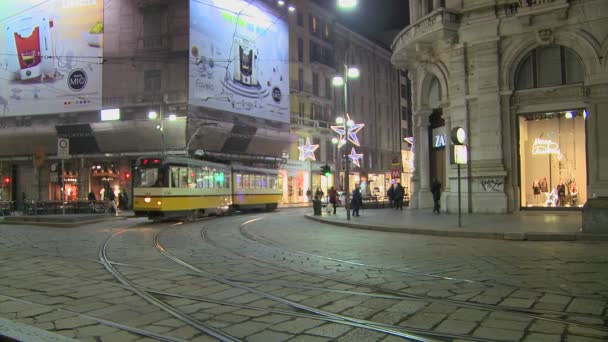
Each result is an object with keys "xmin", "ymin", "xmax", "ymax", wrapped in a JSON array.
[
  {"xmin": 431, "ymin": 178, "xmax": 442, "ymax": 214},
  {"xmin": 394, "ymin": 183, "xmax": 405, "ymax": 210},
  {"xmin": 88, "ymin": 191, "xmax": 97, "ymax": 213},
  {"xmin": 328, "ymin": 187, "xmax": 338, "ymax": 214},
  {"xmin": 387, "ymin": 184, "xmax": 395, "ymax": 208},
  {"xmin": 351, "ymin": 185, "xmax": 363, "ymax": 217}
]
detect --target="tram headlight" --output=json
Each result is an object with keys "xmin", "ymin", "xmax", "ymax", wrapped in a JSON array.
[
  {"xmin": 144, "ymin": 197, "xmax": 151, "ymax": 203},
  {"xmin": 157, "ymin": 201, "xmax": 162, "ymax": 206}
]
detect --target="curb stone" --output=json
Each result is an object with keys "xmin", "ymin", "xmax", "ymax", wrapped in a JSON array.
[{"xmin": 304, "ymin": 214, "xmax": 601, "ymax": 242}]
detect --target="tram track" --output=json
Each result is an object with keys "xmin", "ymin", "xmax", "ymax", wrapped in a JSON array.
[
  {"xmin": 240, "ymin": 215, "xmax": 608, "ymax": 301},
  {"xmin": 194, "ymin": 215, "xmax": 608, "ymax": 336},
  {"xmin": 97, "ymin": 218, "xmax": 452, "ymax": 341},
  {"xmin": 153, "ymin": 227, "xmax": 455, "ymax": 342}
]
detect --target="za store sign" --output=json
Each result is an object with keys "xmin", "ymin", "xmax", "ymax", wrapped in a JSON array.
[{"xmin": 434, "ymin": 134, "xmax": 446, "ymax": 148}]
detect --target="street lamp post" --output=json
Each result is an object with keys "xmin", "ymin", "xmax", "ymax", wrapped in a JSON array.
[{"xmin": 332, "ymin": 64, "xmax": 359, "ymax": 221}]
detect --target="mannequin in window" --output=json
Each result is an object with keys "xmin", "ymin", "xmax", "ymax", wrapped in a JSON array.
[
  {"xmin": 557, "ymin": 181, "xmax": 566, "ymax": 206},
  {"xmin": 570, "ymin": 181, "xmax": 578, "ymax": 206}
]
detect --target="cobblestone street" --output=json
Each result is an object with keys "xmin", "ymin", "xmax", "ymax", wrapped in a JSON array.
[{"xmin": 1, "ymin": 209, "xmax": 607, "ymax": 341}]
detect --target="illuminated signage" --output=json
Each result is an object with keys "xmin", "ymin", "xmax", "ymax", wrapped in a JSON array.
[
  {"xmin": 189, "ymin": 0, "xmax": 289, "ymax": 123},
  {"xmin": 0, "ymin": 0, "xmax": 103, "ymax": 116},
  {"xmin": 100, "ymin": 108, "xmax": 120, "ymax": 121},
  {"xmin": 532, "ymin": 138, "xmax": 561, "ymax": 156},
  {"xmin": 454, "ymin": 145, "xmax": 468, "ymax": 165},
  {"xmin": 434, "ymin": 134, "xmax": 446, "ymax": 148}
]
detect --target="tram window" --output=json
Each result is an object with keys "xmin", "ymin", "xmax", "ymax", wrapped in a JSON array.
[
  {"xmin": 269, "ymin": 176, "xmax": 276, "ymax": 190},
  {"xmin": 243, "ymin": 175, "xmax": 250, "ymax": 189},
  {"xmin": 235, "ymin": 174, "xmax": 242, "ymax": 189},
  {"xmin": 203, "ymin": 170, "xmax": 211, "ymax": 188},
  {"xmin": 256, "ymin": 175, "xmax": 262, "ymax": 189},
  {"xmin": 214, "ymin": 172, "xmax": 224, "ymax": 188},
  {"xmin": 195, "ymin": 169, "xmax": 204, "ymax": 188},
  {"xmin": 261, "ymin": 176, "xmax": 267, "ymax": 188},
  {"xmin": 138, "ymin": 168, "xmax": 159, "ymax": 187}
]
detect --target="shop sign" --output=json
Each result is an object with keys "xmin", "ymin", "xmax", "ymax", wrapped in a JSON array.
[
  {"xmin": 391, "ymin": 169, "xmax": 400, "ymax": 180},
  {"xmin": 434, "ymin": 134, "xmax": 446, "ymax": 148},
  {"xmin": 532, "ymin": 138, "xmax": 561, "ymax": 156},
  {"xmin": 453, "ymin": 145, "xmax": 468, "ymax": 165}
]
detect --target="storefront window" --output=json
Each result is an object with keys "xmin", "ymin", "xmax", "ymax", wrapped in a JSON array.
[{"xmin": 519, "ymin": 110, "xmax": 587, "ymax": 208}]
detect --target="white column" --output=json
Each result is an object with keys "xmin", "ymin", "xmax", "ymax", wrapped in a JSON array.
[{"xmin": 410, "ymin": 0, "xmax": 417, "ymax": 24}]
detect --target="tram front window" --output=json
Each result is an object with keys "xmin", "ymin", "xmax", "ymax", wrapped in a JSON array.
[{"xmin": 137, "ymin": 168, "xmax": 163, "ymax": 187}]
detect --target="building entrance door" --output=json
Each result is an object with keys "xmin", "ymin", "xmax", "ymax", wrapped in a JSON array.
[{"xmin": 430, "ymin": 148, "xmax": 446, "ymax": 189}]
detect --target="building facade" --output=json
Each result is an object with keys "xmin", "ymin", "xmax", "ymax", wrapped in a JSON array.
[
  {"xmin": 392, "ymin": 0, "xmax": 608, "ymax": 213},
  {"xmin": 0, "ymin": 0, "xmax": 402, "ymax": 209}
]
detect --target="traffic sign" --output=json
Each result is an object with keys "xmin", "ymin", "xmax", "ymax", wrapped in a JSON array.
[{"xmin": 57, "ymin": 138, "xmax": 70, "ymax": 159}]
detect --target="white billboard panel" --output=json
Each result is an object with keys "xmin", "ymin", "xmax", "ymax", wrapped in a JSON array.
[
  {"xmin": 0, "ymin": 0, "xmax": 103, "ymax": 116},
  {"xmin": 189, "ymin": 0, "xmax": 289, "ymax": 123}
]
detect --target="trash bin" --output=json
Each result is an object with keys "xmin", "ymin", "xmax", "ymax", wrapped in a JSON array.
[{"xmin": 313, "ymin": 199, "xmax": 322, "ymax": 216}]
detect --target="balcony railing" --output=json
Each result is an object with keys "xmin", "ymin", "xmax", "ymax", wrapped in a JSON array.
[
  {"xmin": 138, "ymin": 34, "xmax": 171, "ymax": 51},
  {"xmin": 103, "ymin": 90, "xmax": 187, "ymax": 107},
  {"xmin": 310, "ymin": 52, "xmax": 336, "ymax": 69},
  {"xmin": 391, "ymin": 8, "xmax": 460, "ymax": 51},
  {"xmin": 502, "ymin": 0, "xmax": 570, "ymax": 16},
  {"xmin": 290, "ymin": 116, "xmax": 331, "ymax": 130}
]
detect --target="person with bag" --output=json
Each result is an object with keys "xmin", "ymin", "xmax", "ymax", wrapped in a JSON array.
[
  {"xmin": 328, "ymin": 187, "xmax": 338, "ymax": 215},
  {"xmin": 107, "ymin": 187, "xmax": 119, "ymax": 216}
]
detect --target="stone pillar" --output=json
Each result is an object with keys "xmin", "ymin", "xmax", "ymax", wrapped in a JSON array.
[
  {"xmin": 433, "ymin": 0, "xmax": 442, "ymax": 10},
  {"xmin": 410, "ymin": 0, "xmax": 416, "ymax": 24},
  {"xmin": 415, "ymin": 110, "xmax": 434, "ymax": 208}
]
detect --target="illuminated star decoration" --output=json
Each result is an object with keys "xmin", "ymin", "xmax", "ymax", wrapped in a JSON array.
[
  {"xmin": 348, "ymin": 147, "xmax": 363, "ymax": 168},
  {"xmin": 330, "ymin": 125, "xmax": 346, "ymax": 148},
  {"xmin": 298, "ymin": 137, "xmax": 319, "ymax": 161},
  {"xmin": 331, "ymin": 114, "xmax": 365, "ymax": 148}
]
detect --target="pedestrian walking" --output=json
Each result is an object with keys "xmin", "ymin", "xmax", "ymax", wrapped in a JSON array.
[
  {"xmin": 394, "ymin": 182, "xmax": 405, "ymax": 210},
  {"xmin": 306, "ymin": 188, "xmax": 312, "ymax": 204},
  {"xmin": 328, "ymin": 187, "xmax": 338, "ymax": 214},
  {"xmin": 108, "ymin": 188, "xmax": 119, "ymax": 216},
  {"xmin": 315, "ymin": 188, "xmax": 324, "ymax": 201},
  {"xmin": 351, "ymin": 185, "xmax": 362, "ymax": 217},
  {"xmin": 88, "ymin": 191, "xmax": 96, "ymax": 213},
  {"xmin": 387, "ymin": 184, "xmax": 395, "ymax": 208},
  {"xmin": 431, "ymin": 178, "xmax": 442, "ymax": 214}
]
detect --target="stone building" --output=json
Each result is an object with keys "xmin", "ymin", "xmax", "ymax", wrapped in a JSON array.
[{"xmin": 392, "ymin": 0, "xmax": 608, "ymax": 213}]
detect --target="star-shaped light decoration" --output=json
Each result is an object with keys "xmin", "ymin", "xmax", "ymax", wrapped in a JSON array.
[
  {"xmin": 298, "ymin": 137, "xmax": 319, "ymax": 161},
  {"xmin": 330, "ymin": 125, "xmax": 346, "ymax": 148},
  {"xmin": 331, "ymin": 113, "xmax": 364, "ymax": 148},
  {"xmin": 348, "ymin": 147, "xmax": 363, "ymax": 168}
]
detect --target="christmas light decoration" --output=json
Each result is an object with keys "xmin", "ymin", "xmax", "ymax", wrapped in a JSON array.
[
  {"xmin": 298, "ymin": 137, "xmax": 319, "ymax": 161},
  {"xmin": 348, "ymin": 147, "xmax": 363, "ymax": 168},
  {"xmin": 331, "ymin": 113, "xmax": 364, "ymax": 148}
]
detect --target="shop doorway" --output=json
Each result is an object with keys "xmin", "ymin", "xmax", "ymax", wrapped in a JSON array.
[{"xmin": 518, "ymin": 109, "xmax": 587, "ymax": 209}]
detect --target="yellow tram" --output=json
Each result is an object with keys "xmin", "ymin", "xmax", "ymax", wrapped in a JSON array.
[{"xmin": 133, "ymin": 157, "xmax": 281, "ymax": 219}]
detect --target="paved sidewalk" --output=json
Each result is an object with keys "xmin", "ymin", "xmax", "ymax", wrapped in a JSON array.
[{"xmin": 305, "ymin": 207, "xmax": 608, "ymax": 241}]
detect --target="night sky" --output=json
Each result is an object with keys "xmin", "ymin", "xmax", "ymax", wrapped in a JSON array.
[{"xmin": 312, "ymin": 0, "xmax": 410, "ymax": 46}]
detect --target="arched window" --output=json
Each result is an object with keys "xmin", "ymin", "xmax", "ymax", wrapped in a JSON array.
[
  {"xmin": 515, "ymin": 45, "xmax": 584, "ymax": 90},
  {"xmin": 428, "ymin": 76, "xmax": 441, "ymax": 109}
]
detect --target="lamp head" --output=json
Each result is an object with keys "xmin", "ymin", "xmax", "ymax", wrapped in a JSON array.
[
  {"xmin": 347, "ymin": 67, "xmax": 360, "ymax": 79},
  {"xmin": 332, "ymin": 76, "xmax": 344, "ymax": 87}
]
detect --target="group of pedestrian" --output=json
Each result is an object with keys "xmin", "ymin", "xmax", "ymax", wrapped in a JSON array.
[
  {"xmin": 317, "ymin": 178, "xmax": 443, "ymax": 217},
  {"xmin": 87, "ymin": 183, "xmax": 128, "ymax": 216},
  {"xmin": 387, "ymin": 182, "xmax": 406, "ymax": 210}
]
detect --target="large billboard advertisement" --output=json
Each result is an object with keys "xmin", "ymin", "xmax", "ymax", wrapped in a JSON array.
[
  {"xmin": 0, "ymin": 0, "xmax": 103, "ymax": 116},
  {"xmin": 189, "ymin": 0, "xmax": 289, "ymax": 123}
]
